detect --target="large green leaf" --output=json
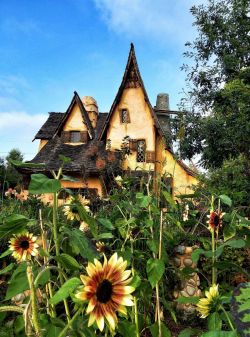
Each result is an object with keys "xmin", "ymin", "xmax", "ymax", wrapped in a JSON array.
[
  {"xmin": 146, "ymin": 258, "xmax": 165, "ymax": 288},
  {"xmin": 10, "ymin": 159, "xmax": 45, "ymax": 169},
  {"xmin": 176, "ymin": 296, "xmax": 200, "ymax": 304},
  {"xmin": 0, "ymin": 214, "xmax": 30, "ymax": 239},
  {"xmin": 231, "ymin": 282, "xmax": 250, "ymax": 337},
  {"xmin": 97, "ymin": 218, "xmax": 114, "ymax": 230},
  {"xmin": 5, "ymin": 263, "xmax": 29, "ymax": 300},
  {"xmin": 55, "ymin": 253, "xmax": 81, "ymax": 271},
  {"xmin": 118, "ymin": 321, "xmax": 137, "ymax": 337},
  {"xmin": 62, "ymin": 227, "xmax": 98, "ymax": 261},
  {"xmin": 29, "ymin": 173, "xmax": 61, "ymax": 194},
  {"xmin": 0, "ymin": 263, "xmax": 14, "ymax": 276},
  {"xmin": 136, "ymin": 192, "xmax": 151, "ymax": 208},
  {"xmin": 201, "ymin": 331, "xmax": 237, "ymax": 337},
  {"xmin": 208, "ymin": 312, "xmax": 222, "ymax": 331},
  {"xmin": 219, "ymin": 195, "xmax": 232, "ymax": 207},
  {"xmin": 149, "ymin": 322, "xmax": 171, "ymax": 337},
  {"xmin": 49, "ymin": 278, "xmax": 81, "ymax": 305}
]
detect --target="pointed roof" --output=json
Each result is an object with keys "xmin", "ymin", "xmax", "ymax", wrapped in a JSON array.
[
  {"xmin": 99, "ymin": 43, "xmax": 162, "ymax": 139},
  {"xmin": 53, "ymin": 91, "xmax": 95, "ymax": 139}
]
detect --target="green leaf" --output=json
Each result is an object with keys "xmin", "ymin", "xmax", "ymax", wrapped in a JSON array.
[
  {"xmin": 58, "ymin": 155, "xmax": 71, "ymax": 164},
  {"xmin": 201, "ymin": 331, "xmax": 237, "ymax": 337},
  {"xmin": 55, "ymin": 253, "xmax": 81, "ymax": 271},
  {"xmin": 223, "ymin": 222, "xmax": 236, "ymax": 241},
  {"xmin": 5, "ymin": 263, "xmax": 29, "ymax": 300},
  {"xmin": 118, "ymin": 321, "xmax": 137, "ymax": 337},
  {"xmin": 47, "ymin": 324, "xmax": 63, "ymax": 337},
  {"xmin": 146, "ymin": 258, "xmax": 165, "ymax": 288},
  {"xmin": 136, "ymin": 192, "xmax": 151, "ymax": 208},
  {"xmin": 149, "ymin": 322, "xmax": 171, "ymax": 337},
  {"xmin": 0, "ymin": 263, "xmax": 14, "ymax": 275},
  {"xmin": 147, "ymin": 239, "xmax": 159, "ymax": 254},
  {"xmin": 95, "ymin": 232, "xmax": 114, "ymax": 240},
  {"xmin": 130, "ymin": 274, "xmax": 141, "ymax": 289},
  {"xmin": 176, "ymin": 296, "xmax": 199, "ymax": 304},
  {"xmin": 0, "ymin": 214, "xmax": 29, "ymax": 238},
  {"xmin": 208, "ymin": 312, "xmax": 222, "ymax": 331},
  {"xmin": 178, "ymin": 328, "xmax": 201, "ymax": 337},
  {"xmin": 62, "ymin": 227, "xmax": 98, "ymax": 261},
  {"xmin": 231, "ymin": 282, "xmax": 250, "ymax": 337},
  {"xmin": 49, "ymin": 278, "xmax": 81, "ymax": 305},
  {"xmin": 29, "ymin": 173, "xmax": 61, "ymax": 194},
  {"xmin": 97, "ymin": 218, "xmax": 114, "ymax": 230},
  {"xmin": 219, "ymin": 195, "xmax": 232, "ymax": 207},
  {"xmin": 162, "ymin": 191, "xmax": 176, "ymax": 210},
  {"xmin": 36, "ymin": 269, "xmax": 51, "ymax": 287},
  {"xmin": 61, "ymin": 174, "xmax": 80, "ymax": 182},
  {"xmin": 191, "ymin": 248, "xmax": 205, "ymax": 263},
  {"xmin": 0, "ymin": 249, "xmax": 12, "ymax": 258},
  {"xmin": 10, "ymin": 159, "xmax": 45, "ymax": 169}
]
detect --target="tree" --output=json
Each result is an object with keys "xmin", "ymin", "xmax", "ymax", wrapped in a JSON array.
[
  {"xmin": 175, "ymin": 0, "xmax": 250, "ymax": 168},
  {"xmin": 5, "ymin": 148, "xmax": 24, "ymax": 188}
]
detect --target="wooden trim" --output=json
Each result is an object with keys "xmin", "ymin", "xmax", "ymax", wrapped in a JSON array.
[
  {"xmin": 129, "ymin": 139, "xmax": 137, "ymax": 151},
  {"xmin": 146, "ymin": 151, "xmax": 155, "ymax": 163},
  {"xmin": 61, "ymin": 131, "xmax": 71, "ymax": 143},
  {"xmin": 80, "ymin": 131, "xmax": 88, "ymax": 143}
]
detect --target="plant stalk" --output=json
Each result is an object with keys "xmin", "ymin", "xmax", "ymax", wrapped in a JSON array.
[
  {"xmin": 220, "ymin": 305, "xmax": 235, "ymax": 331},
  {"xmin": 211, "ymin": 229, "xmax": 216, "ymax": 285},
  {"xmin": 53, "ymin": 191, "xmax": 71, "ymax": 322},
  {"xmin": 131, "ymin": 241, "xmax": 140, "ymax": 337},
  {"xmin": 26, "ymin": 264, "xmax": 42, "ymax": 336},
  {"xmin": 0, "ymin": 306, "xmax": 24, "ymax": 314},
  {"xmin": 58, "ymin": 309, "xmax": 81, "ymax": 337}
]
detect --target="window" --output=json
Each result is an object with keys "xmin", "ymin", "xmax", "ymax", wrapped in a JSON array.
[
  {"xmin": 137, "ymin": 140, "xmax": 146, "ymax": 162},
  {"xmin": 120, "ymin": 109, "xmax": 130, "ymax": 123},
  {"xmin": 70, "ymin": 131, "xmax": 81, "ymax": 143}
]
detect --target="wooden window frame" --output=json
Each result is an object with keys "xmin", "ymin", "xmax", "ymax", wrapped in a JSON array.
[
  {"xmin": 70, "ymin": 131, "xmax": 81, "ymax": 143},
  {"xmin": 119, "ymin": 109, "xmax": 131, "ymax": 124}
]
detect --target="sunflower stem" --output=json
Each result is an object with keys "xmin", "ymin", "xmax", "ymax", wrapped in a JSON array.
[
  {"xmin": 0, "ymin": 306, "xmax": 24, "ymax": 314},
  {"xmin": 53, "ymin": 191, "xmax": 71, "ymax": 322},
  {"xmin": 131, "ymin": 240, "xmax": 140, "ymax": 337},
  {"xmin": 26, "ymin": 264, "xmax": 42, "ymax": 336},
  {"xmin": 39, "ymin": 208, "xmax": 56, "ymax": 318},
  {"xmin": 211, "ymin": 229, "xmax": 216, "ymax": 285},
  {"xmin": 220, "ymin": 305, "xmax": 235, "ymax": 331},
  {"xmin": 58, "ymin": 308, "xmax": 81, "ymax": 337}
]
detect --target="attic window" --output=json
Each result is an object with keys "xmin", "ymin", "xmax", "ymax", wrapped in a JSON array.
[
  {"xmin": 120, "ymin": 109, "xmax": 130, "ymax": 123},
  {"xmin": 70, "ymin": 131, "xmax": 81, "ymax": 143},
  {"xmin": 137, "ymin": 140, "xmax": 146, "ymax": 162}
]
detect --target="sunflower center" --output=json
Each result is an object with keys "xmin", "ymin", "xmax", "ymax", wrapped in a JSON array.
[
  {"xmin": 20, "ymin": 240, "xmax": 30, "ymax": 249},
  {"xmin": 96, "ymin": 279, "xmax": 113, "ymax": 303},
  {"xmin": 213, "ymin": 215, "xmax": 220, "ymax": 227},
  {"xmin": 71, "ymin": 205, "xmax": 78, "ymax": 214}
]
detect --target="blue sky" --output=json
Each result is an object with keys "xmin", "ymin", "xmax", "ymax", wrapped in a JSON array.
[{"xmin": 0, "ymin": 0, "xmax": 200, "ymax": 160}]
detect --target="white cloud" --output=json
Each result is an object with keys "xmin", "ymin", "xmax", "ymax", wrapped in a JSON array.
[
  {"xmin": 94, "ymin": 0, "xmax": 200, "ymax": 45},
  {"xmin": 0, "ymin": 111, "xmax": 47, "ymax": 160}
]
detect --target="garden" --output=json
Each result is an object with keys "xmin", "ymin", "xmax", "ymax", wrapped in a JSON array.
[{"xmin": 0, "ymin": 159, "xmax": 249, "ymax": 337}]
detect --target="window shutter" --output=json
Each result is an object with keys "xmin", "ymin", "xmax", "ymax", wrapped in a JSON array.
[
  {"xmin": 129, "ymin": 139, "xmax": 137, "ymax": 151},
  {"xmin": 62, "ymin": 131, "xmax": 70, "ymax": 143},
  {"xmin": 146, "ymin": 151, "xmax": 155, "ymax": 163},
  {"xmin": 80, "ymin": 131, "xmax": 88, "ymax": 143}
]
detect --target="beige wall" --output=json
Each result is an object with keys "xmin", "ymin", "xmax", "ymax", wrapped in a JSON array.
[
  {"xmin": 61, "ymin": 176, "xmax": 103, "ymax": 197},
  {"xmin": 38, "ymin": 139, "xmax": 48, "ymax": 152},
  {"xmin": 107, "ymin": 87, "xmax": 155, "ymax": 171},
  {"xmin": 155, "ymin": 136, "xmax": 198, "ymax": 197}
]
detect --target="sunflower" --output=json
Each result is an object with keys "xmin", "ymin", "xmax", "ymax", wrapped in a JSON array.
[
  {"xmin": 207, "ymin": 210, "xmax": 224, "ymax": 232},
  {"xmin": 9, "ymin": 232, "xmax": 39, "ymax": 262},
  {"xmin": 196, "ymin": 284, "xmax": 220, "ymax": 318},
  {"xmin": 63, "ymin": 195, "xmax": 90, "ymax": 221},
  {"xmin": 75, "ymin": 253, "xmax": 135, "ymax": 331}
]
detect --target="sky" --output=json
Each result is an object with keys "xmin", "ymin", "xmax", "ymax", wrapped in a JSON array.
[{"xmin": 0, "ymin": 0, "xmax": 201, "ymax": 160}]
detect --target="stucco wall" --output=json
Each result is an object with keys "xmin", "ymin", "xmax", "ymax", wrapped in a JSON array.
[
  {"xmin": 63, "ymin": 103, "xmax": 88, "ymax": 132},
  {"xmin": 38, "ymin": 139, "xmax": 48, "ymax": 151},
  {"xmin": 155, "ymin": 136, "xmax": 198, "ymax": 196},
  {"xmin": 107, "ymin": 87, "xmax": 155, "ymax": 171}
]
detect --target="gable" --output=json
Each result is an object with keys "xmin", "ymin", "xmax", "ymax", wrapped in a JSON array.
[{"xmin": 99, "ymin": 43, "xmax": 162, "ymax": 141}]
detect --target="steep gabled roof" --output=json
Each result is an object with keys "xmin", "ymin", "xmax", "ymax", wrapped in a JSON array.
[
  {"xmin": 33, "ymin": 112, "xmax": 64, "ymax": 140},
  {"xmin": 53, "ymin": 91, "xmax": 95, "ymax": 139},
  {"xmin": 99, "ymin": 43, "xmax": 163, "ymax": 140}
]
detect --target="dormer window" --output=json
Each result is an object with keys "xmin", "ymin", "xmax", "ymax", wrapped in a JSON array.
[
  {"xmin": 70, "ymin": 131, "xmax": 81, "ymax": 143},
  {"xmin": 120, "ymin": 109, "xmax": 130, "ymax": 123}
]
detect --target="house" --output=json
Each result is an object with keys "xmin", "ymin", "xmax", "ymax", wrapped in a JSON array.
[{"xmin": 16, "ymin": 44, "xmax": 198, "ymax": 203}]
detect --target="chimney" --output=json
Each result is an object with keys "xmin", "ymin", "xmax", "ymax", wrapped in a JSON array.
[
  {"xmin": 82, "ymin": 96, "xmax": 99, "ymax": 128},
  {"xmin": 155, "ymin": 93, "xmax": 170, "ymax": 112}
]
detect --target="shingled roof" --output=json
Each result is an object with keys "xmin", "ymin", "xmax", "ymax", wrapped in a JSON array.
[
  {"xmin": 34, "ymin": 112, "xmax": 64, "ymax": 140},
  {"xmin": 28, "ymin": 136, "xmax": 120, "ymax": 174}
]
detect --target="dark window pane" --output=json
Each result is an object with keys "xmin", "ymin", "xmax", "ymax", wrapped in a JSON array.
[
  {"xmin": 137, "ymin": 140, "xmax": 146, "ymax": 162},
  {"xmin": 70, "ymin": 131, "xmax": 81, "ymax": 143}
]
